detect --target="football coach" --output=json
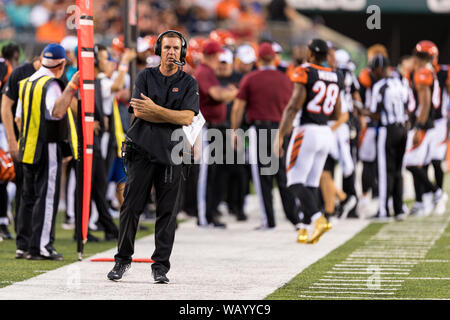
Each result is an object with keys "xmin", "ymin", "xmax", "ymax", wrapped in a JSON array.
[{"xmin": 107, "ymin": 30, "xmax": 199, "ymax": 284}]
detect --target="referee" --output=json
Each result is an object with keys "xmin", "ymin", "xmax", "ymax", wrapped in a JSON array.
[
  {"xmin": 107, "ymin": 30, "xmax": 199, "ymax": 284},
  {"xmin": 15, "ymin": 44, "xmax": 79, "ymax": 260},
  {"xmin": 369, "ymin": 56, "xmax": 408, "ymax": 221}
]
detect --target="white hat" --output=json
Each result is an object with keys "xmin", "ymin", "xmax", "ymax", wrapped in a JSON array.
[
  {"xmin": 137, "ymin": 37, "xmax": 151, "ymax": 53},
  {"xmin": 60, "ymin": 36, "xmax": 78, "ymax": 52},
  {"xmin": 272, "ymin": 42, "xmax": 283, "ymax": 54},
  {"xmin": 236, "ymin": 44, "xmax": 256, "ymax": 64},
  {"xmin": 219, "ymin": 48, "xmax": 233, "ymax": 64},
  {"xmin": 335, "ymin": 49, "xmax": 351, "ymax": 69}
]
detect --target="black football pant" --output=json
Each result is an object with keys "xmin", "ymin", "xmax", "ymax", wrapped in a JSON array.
[
  {"xmin": 181, "ymin": 164, "xmax": 199, "ymax": 217},
  {"xmin": 17, "ymin": 143, "xmax": 62, "ymax": 256},
  {"xmin": 226, "ymin": 163, "xmax": 248, "ymax": 216},
  {"xmin": 377, "ymin": 125, "xmax": 407, "ymax": 217},
  {"xmin": 249, "ymin": 124, "xmax": 299, "ymax": 228},
  {"xmin": 115, "ymin": 148, "xmax": 184, "ymax": 273},
  {"xmin": 362, "ymin": 161, "xmax": 378, "ymax": 197}
]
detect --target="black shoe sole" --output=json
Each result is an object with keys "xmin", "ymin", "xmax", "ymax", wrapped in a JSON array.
[{"xmin": 154, "ymin": 278, "xmax": 169, "ymax": 284}]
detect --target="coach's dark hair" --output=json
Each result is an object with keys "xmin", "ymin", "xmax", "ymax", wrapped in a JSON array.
[{"xmin": 1, "ymin": 43, "xmax": 20, "ymax": 61}]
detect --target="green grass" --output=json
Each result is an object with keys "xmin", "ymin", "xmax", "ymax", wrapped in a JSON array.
[
  {"xmin": 0, "ymin": 212, "xmax": 155, "ymax": 288},
  {"xmin": 266, "ymin": 217, "xmax": 450, "ymax": 300},
  {"xmin": 266, "ymin": 223, "xmax": 386, "ymax": 300},
  {"xmin": 266, "ymin": 174, "xmax": 450, "ymax": 300}
]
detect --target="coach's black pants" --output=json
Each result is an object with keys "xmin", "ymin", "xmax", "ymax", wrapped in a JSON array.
[
  {"xmin": 250, "ymin": 124, "xmax": 299, "ymax": 228},
  {"xmin": 115, "ymin": 148, "xmax": 184, "ymax": 273},
  {"xmin": 377, "ymin": 124, "xmax": 407, "ymax": 217},
  {"xmin": 17, "ymin": 143, "xmax": 62, "ymax": 256}
]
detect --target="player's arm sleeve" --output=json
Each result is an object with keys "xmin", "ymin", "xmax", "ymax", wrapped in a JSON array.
[
  {"xmin": 289, "ymin": 66, "xmax": 308, "ymax": 84},
  {"xmin": 3, "ymin": 68, "xmax": 18, "ymax": 100},
  {"xmin": 414, "ymin": 68, "xmax": 433, "ymax": 88}
]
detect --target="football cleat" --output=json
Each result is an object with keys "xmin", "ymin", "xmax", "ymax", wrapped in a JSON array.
[
  {"xmin": 297, "ymin": 228, "xmax": 308, "ymax": 243},
  {"xmin": 307, "ymin": 215, "xmax": 329, "ymax": 244}
]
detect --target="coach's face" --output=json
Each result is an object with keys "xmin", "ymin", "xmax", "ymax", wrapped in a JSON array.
[{"xmin": 161, "ymin": 36, "xmax": 182, "ymax": 66}]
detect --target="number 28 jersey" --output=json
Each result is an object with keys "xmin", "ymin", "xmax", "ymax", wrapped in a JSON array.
[{"xmin": 290, "ymin": 63, "xmax": 344, "ymax": 126}]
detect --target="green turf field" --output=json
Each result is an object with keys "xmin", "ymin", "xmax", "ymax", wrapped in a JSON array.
[
  {"xmin": 267, "ymin": 185, "xmax": 450, "ymax": 301},
  {"xmin": 0, "ymin": 213, "xmax": 155, "ymax": 289}
]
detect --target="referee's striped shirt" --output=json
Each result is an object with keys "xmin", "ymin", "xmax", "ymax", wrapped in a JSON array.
[{"xmin": 370, "ymin": 76, "xmax": 409, "ymax": 126}]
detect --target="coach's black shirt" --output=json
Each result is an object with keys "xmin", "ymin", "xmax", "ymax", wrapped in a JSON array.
[{"xmin": 127, "ymin": 66, "xmax": 199, "ymax": 165}]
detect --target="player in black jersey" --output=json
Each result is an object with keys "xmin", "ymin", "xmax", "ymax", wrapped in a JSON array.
[{"xmin": 275, "ymin": 39, "xmax": 343, "ymax": 244}]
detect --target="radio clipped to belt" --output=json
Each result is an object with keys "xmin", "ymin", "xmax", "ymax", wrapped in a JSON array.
[{"xmin": 121, "ymin": 138, "xmax": 134, "ymax": 175}]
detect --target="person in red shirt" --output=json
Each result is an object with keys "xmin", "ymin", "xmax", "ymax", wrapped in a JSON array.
[
  {"xmin": 231, "ymin": 42, "xmax": 301, "ymax": 230},
  {"xmin": 194, "ymin": 40, "xmax": 238, "ymax": 228}
]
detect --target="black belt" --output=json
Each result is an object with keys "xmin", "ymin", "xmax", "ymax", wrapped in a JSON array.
[{"xmin": 384, "ymin": 122, "xmax": 405, "ymax": 127}]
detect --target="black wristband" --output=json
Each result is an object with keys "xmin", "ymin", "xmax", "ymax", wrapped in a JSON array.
[{"xmin": 415, "ymin": 123, "xmax": 426, "ymax": 130}]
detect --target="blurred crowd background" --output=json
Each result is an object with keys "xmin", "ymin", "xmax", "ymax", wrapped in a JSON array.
[{"xmin": 2, "ymin": 0, "xmax": 450, "ymax": 71}]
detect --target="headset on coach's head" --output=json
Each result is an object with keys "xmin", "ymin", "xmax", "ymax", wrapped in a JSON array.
[{"xmin": 154, "ymin": 30, "xmax": 187, "ymax": 66}]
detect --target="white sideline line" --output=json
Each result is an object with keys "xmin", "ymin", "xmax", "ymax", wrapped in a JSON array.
[
  {"xmin": 312, "ymin": 282, "xmax": 402, "ymax": 287},
  {"xmin": 309, "ymin": 286, "xmax": 398, "ymax": 291},
  {"xmin": 298, "ymin": 295, "xmax": 449, "ymax": 300},
  {"xmin": 302, "ymin": 290, "xmax": 395, "ymax": 295}
]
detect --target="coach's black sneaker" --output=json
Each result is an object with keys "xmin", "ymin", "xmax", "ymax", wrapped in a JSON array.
[
  {"xmin": 152, "ymin": 269, "xmax": 169, "ymax": 284},
  {"xmin": 107, "ymin": 262, "xmax": 131, "ymax": 281},
  {"xmin": 0, "ymin": 225, "xmax": 13, "ymax": 239}
]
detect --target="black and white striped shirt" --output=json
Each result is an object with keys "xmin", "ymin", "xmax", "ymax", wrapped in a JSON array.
[{"xmin": 370, "ymin": 76, "xmax": 409, "ymax": 126}]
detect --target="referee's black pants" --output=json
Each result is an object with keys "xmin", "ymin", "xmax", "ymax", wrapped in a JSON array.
[
  {"xmin": 115, "ymin": 148, "xmax": 184, "ymax": 273},
  {"xmin": 249, "ymin": 123, "xmax": 299, "ymax": 228},
  {"xmin": 377, "ymin": 124, "xmax": 407, "ymax": 217},
  {"xmin": 18, "ymin": 143, "xmax": 62, "ymax": 256},
  {"xmin": 91, "ymin": 149, "xmax": 118, "ymax": 236}
]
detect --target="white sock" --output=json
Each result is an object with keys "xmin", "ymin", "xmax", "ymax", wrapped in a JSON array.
[{"xmin": 311, "ymin": 212, "xmax": 323, "ymax": 222}]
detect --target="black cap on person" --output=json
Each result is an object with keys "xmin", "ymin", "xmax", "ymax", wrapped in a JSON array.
[{"xmin": 308, "ymin": 39, "xmax": 329, "ymax": 54}]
